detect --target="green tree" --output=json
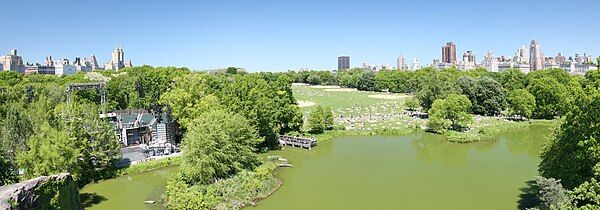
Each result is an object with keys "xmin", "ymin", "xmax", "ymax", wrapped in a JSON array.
[
  {"xmin": 539, "ymin": 88, "xmax": 600, "ymax": 189},
  {"xmin": 357, "ymin": 71, "xmax": 377, "ymax": 91},
  {"xmin": 226, "ymin": 67, "xmax": 238, "ymax": 74},
  {"xmin": 417, "ymin": 72, "xmax": 459, "ymax": 111},
  {"xmin": 499, "ymin": 68, "xmax": 528, "ymax": 91},
  {"xmin": 0, "ymin": 152, "xmax": 18, "ymax": 185},
  {"xmin": 17, "ymin": 124, "xmax": 78, "ymax": 181},
  {"xmin": 527, "ymin": 78, "xmax": 567, "ymax": 119},
  {"xmin": 426, "ymin": 94, "xmax": 473, "ymax": 133},
  {"xmin": 16, "ymin": 102, "xmax": 121, "ymax": 186},
  {"xmin": 180, "ymin": 109, "xmax": 262, "ymax": 185},
  {"xmin": 596, "ymin": 56, "xmax": 600, "ymax": 69},
  {"xmin": 507, "ymin": 89, "xmax": 536, "ymax": 120},
  {"xmin": 426, "ymin": 100, "xmax": 451, "ymax": 133},
  {"xmin": 457, "ymin": 76, "xmax": 506, "ymax": 116},
  {"xmin": 534, "ymin": 176, "xmax": 568, "ymax": 209},
  {"xmin": 404, "ymin": 97, "xmax": 421, "ymax": 112},
  {"xmin": 568, "ymin": 178, "xmax": 600, "ymax": 208},
  {"xmin": 0, "ymin": 103, "xmax": 33, "ymax": 161},
  {"xmin": 307, "ymin": 105, "xmax": 334, "ymax": 134}
]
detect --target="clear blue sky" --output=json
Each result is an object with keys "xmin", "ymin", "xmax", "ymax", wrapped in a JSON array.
[{"xmin": 1, "ymin": 0, "xmax": 598, "ymax": 71}]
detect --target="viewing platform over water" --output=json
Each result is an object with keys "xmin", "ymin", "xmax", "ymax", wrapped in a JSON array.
[{"xmin": 279, "ymin": 135, "xmax": 317, "ymax": 150}]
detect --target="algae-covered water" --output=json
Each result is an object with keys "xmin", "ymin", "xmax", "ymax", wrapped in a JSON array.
[{"xmin": 82, "ymin": 125, "xmax": 550, "ymax": 209}]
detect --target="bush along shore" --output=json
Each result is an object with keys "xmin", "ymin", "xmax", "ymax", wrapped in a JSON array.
[
  {"xmin": 297, "ymin": 118, "xmax": 554, "ymax": 145},
  {"xmin": 444, "ymin": 119, "xmax": 555, "ymax": 143},
  {"xmin": 164, "ymin": 156, "xmax": 285, "ymax": 210}
]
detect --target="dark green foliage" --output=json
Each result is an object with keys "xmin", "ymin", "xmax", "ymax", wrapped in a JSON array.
[
  {"xmin": 226, "ymin": 67, "xmax": 238, "ymax": 74},
  {"xmin": 457, "ymin": 76, "xmax": 506, "ymax": 116},
  {"xmin": 417, "ymin": 72, "xmax": 459, "ymax": 111},
  {"xmin": 0, "ymin": 152, "xmax": 18, "ymax": 185},
  {"xmin": 357, "ymin": 71, "xmax": 377, "ymax": 91},
  {"xmin": 518, "ymin": 177, "xmax": 568, "ymax": 210},
  {"xmin": 535, "ymin": 176, "xmax": 568, "ymax": 209}
]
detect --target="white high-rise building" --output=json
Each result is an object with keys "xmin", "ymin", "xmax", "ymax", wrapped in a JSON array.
[
  {"xmin": 513, "ymin": 46, "xmax": 529, "ymax": 64},
  {"xmin": 396, "ymin": 54, "xmax": 407, "ymax": 70},
  {"xmin": 105, "ymin": 45, "xmax": 130, "ymax": 71},
  {"xmin": 530, "ymin": 40, "xmax": 543, "ymax": 71},
  {"xmin": 410, "ymin": 58, "xmax": 421, "ymax": 71}
]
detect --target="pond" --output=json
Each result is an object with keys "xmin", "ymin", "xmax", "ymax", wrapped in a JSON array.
[
  {"xmin": 81, "ymin": 124, "xmax": 550, "ymax": 209},
  {"xmin": 253, "ymin": 124, "xmax": 550, "ymax": 210},
  {"xmin": 80, "ymin": 166, "xmax": 177, "ymax": 210}
]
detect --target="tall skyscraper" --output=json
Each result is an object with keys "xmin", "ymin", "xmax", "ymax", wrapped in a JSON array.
[
  {"xmin": 396, "ymin": 54, "xmax": 406, "ymax": 70},
  {"xmin": 338, "ymin": 56, "xmax": 350, "ymax": 70},
  {"xmin": 530, "ymin": 40, "xmax": 543, "ymax": 71},
  {"xmin": 105, "ymin": 45, "xmax": 126, "ymax": 71},
  {"xmin": 442, "ymin": 42, "xmax": 457, "ymax": 64}
]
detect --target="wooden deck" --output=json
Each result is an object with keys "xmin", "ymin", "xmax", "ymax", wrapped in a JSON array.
[{"xmin": 279, "ymin": 135, "xmax": 317, "ymax": 150}]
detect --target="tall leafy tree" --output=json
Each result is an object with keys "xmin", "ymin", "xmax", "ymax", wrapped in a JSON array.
[
  {"xmin": 426, "ymin": 94, "xmax": 473, "ymax": 133},
  {"xmin": 180, "ymin": 109, "xmax": 262, "ymax": 185},
  {"xmin": 499, "ymin": 68, "xmax": 528, "ymax": 91},
  {"xmin": 539, "ymin": 88, "xmax": 600, "ymax": 189},
  {"xmin": 527, "ymin": 78, "xmax": 567, "ymax": 119},
  {"xmin": 507, "ymin": 89, "xmax": 536, "ymax": 120},
  {"xmin": 307, "ymin": 105, "xmax": 334, "ymax": 134}
]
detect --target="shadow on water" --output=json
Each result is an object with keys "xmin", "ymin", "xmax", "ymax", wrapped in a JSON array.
[
  {"xmin": 517, "ymin": 179, "xmax": 540, "ymax": 210},
  {"xmin": 80, "ymin": 192, "xmax": 107, "ymax": 208}
]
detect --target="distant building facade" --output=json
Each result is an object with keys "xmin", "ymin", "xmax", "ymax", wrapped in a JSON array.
[
  {"xmin": 1, "ymin": 49, "xmax": 24, "ymax": 72},
  {"xmin": 396, "ymin": 54, "xmax": 407, "ymax": 70},
  {"xmin": 442, "ymin": 42, "xmax": 457, "ymax": 64},
  {"xmin": 338, "ymin": 56, "xmax": 350, "ymax": 70},
  {"xmin": 530, "ymin": 40, "xmax": 543, "ymax": 71},
  {"xmin": 105, "ymin": 45, "xmax": 132, "ymax": 71}
]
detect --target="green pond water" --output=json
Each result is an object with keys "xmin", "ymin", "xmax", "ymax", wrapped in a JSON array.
[{"xmin": 81, "ymin": 124, "xmax": 550, "ymax": 210}]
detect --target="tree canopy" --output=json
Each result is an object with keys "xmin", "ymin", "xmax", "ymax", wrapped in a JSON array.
[{"xmin": 180, "ymin": 109, "xmax": 262, "ymax": 185}]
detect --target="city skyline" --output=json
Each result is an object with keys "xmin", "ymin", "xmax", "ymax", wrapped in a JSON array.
[{"xmin": 1, "ymin": 0, "xmax": 599, "ymax": 71}]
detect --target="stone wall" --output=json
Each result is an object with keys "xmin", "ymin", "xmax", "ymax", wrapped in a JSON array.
[{"xmin": 0, "ymin": 173, "xmax": 81, "ymax": 210}]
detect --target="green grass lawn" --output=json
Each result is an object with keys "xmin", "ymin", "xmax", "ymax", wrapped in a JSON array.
[
  {"xmin": 292, "ymin": 83, "xmax": 555, "ymax": 143},
  {"xmin": 292, "ymin": 84, "xmax": 426, "ymax": 131}
]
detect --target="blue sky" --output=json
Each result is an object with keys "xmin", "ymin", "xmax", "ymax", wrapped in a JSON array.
[{"xmin": 1, "ymin": 0, "xmax": 598, "ymax": 71}]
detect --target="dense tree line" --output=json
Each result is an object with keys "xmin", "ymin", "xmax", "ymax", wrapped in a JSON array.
[{"xmin": 159, "ymin": 70, "xmax": 303, "ymax": 208}]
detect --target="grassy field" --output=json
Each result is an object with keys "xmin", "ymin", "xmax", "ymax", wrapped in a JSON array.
[
  {"xmin": 292, "ymin": 84, "xmax": 426, "ymax": 131},
  {"xmin": 292, "ymin": 83, "xmax": 555, "ymax": 143}
]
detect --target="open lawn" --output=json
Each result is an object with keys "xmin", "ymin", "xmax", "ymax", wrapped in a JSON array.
[
  {"xmin": 292, "ymin": 84, "xmax": 555, "ymax": 143},
  {"xmin": 292, "ymin": 84, "xmax": 425, "ymax": 131}
]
